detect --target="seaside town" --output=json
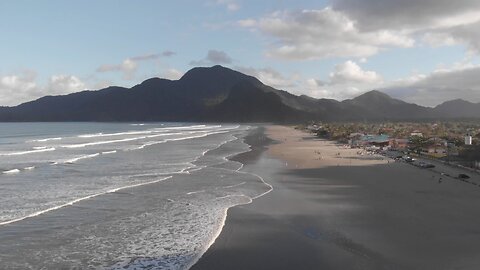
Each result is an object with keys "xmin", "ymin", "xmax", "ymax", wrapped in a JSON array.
[{"xmin": 304, "ymin": 122, "xmax": 480, "ymax": 171}]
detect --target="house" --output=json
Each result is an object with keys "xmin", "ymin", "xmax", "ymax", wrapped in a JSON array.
[
  {"xmin": 389, "ymin": 138, "xmax": 409, "ymax": 150},
  {"xmin": 425, "ymin": 146, "xmax": 446, "ymax": 154},
  {"xmin": 410, "ymin": 130, "xmax": 423, "ymax": 137},
  {"xmin": 350, "ymin": 134, "xmax": 390, "ymax": 148}
]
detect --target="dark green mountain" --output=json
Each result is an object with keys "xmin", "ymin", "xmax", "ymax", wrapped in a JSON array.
[
  {"xmin": 432, "ymin": 99, "xmax": 480, "ymax": 118},
  {"xmin": 0, "ymin": 65, "xmax": 478, "ymax": 122}
]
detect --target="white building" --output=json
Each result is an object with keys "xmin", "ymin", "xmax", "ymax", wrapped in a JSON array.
[
  {"xmin": 465, "ymin": 135, "xmax": 472, "ymax": 145},
  {"xmin": 410, "ymin": 130, "xmax": 423, "ymax": 137}
]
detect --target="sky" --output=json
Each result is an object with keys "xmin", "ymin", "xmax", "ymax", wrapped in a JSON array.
[{"xmin": 1, "ymin": 0, "xmax": 480, "ymax": 107}]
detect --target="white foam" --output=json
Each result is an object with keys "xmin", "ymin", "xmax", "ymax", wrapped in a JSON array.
[
  {"xmin": 63, "ymin": 153, "xmax": 100, "ymax": 164},
  {"xmin": 33, "ymin": 146, "xmax": 48, "ymax": 150},
  {"xmin": 184, "ymin": 196, "xmax": 252, "ymax": 270},
  {"xmin": 146, "ymin": 131, "xmax": 195, "ymax": 138},
  {"xmin": 78, "ymin": 130, "xmax": 152, "ymax": 138},
  {"xmin": 128, "ymin": 131, "xmax": 231, "ymax": 151},
  {"xmin": 130, "ymin": 163, "xmax": 197, "ymax": 177},
  {"xmin": 77, "ymin": 124, "xmax": 216, "ymax": 139},
  {"xmin": 186, "ymin": 190, "xmax": 205, "ymax": 195},
  {"xmin": 30, "ymin": 137, "xmax": 62, "ymax": 142},
  {"xmin": 62, "ymin": 137, "xmax": 147, "ymax": 148},
  {"xmin": 68, "ymin": 127, "xmax": 231, "ymax": 150},
  {"xmin": 0, "ymin": 176, "xmax": 173, "ymax": 226},
  {"xmin": 164, "ymin": 130, "xmax": 229, "ymax": 143},
  {"xmin": 77, "ymin": 132, "xmax": 103, "ymax": 138},
  {"xmin": 187, "ymin": 166, "xmax": 206, "ymax": 173},
  {"xmin": 2, "ymin": 169, "xmax": 20, "ymax": 174},
  {"xmin": 24, "ymin": 166, "xmax": 35, "ymax": 170},
  {"xmin": 154, "ymin": 125, "xmax": 209, "ymax": 131},
  {"xmin": 221, "ymin": 182, "xmax": 246, "ymax": 189},
  {"xmin": 101, "ymin": 150, "xmax": 117, "ymax": 155},
  {"xmin": 0, "ymin": 147, "xmax": 56, "ymax": 156},
  {"xmin": 131, "ymin": 140, "xmax": 167, "ymax": 150}
]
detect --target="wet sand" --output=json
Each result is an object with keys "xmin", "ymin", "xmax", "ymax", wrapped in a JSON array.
[{"xmin": 192, "ymin": 125, "xmax": 480, "ymax": 270}]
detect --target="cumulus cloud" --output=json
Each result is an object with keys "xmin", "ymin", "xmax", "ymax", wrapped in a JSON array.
[
  {"xmin": 162, "ymin": 68, "xmax": 184, "ymax": 80},
  {"xmin": 239, "ymin": 60, "xmax": 480, "ymax": 106},
  {"xmin": 422, "ymin": 32, "xmax": 458, "ymax": 47},
  {"xmin": 383, "ymin": 64, "xmax": 480, "ymax": 106},
  {"xmin": 97, "ymin": 58, "xmax": 137, "ymax": 80},
  {"xmin": 239, "ymin": 8, "xmax": 414, "ymax": 60},
  {"xmin": 235, "ymin": 66, "xmax": 299, "ymax": 90},
  {"xmin": 97, "ymin": 51, "xmax": 176, "ymax": 80},
  {"xmin": 47, "ymin": 75, "xmax": 85, "ymax": 94},
  {"xmin": 238, "ymin": 1, "xmax": 480, "ymax": 59},
  {"xmin": 332, "ymin": 0, "xmax": 480, "ymax": 31},
  {"xmin": 0, "ymin": 72, "xmax": 86, "ymax": 106},
  {"xmin": 300, "ymin": 60, "xmax": 480, "ymax": 105},
  {"xmin": 442, "ymin": 21, "xmax": 480, "ymax": 54},
  {"xmin": 302, "ymin": 79, "xmax": 373, "ymax": 101},
  {"xmin": 0, "ymin": 71, "xmax": 38, "ymax": 105},
  {"xmin": 306, "ymin": 78, "xmax": 326, "ymax": 87},
  {"xmin": 329, "ymin": 60, "xmax": 382, "ymax": 85},
  {"xmin": 234, "ymin": 64, "xmax": 380, "ymax": 101},
  {"xmin": 297, "ymin": 61, "xmax": 383, "ymax": 101},
  {"xmin": 332, "ymin": 0, "xmax": 480, "ymax": 53},
  {"xmin": 190, "ymin": 50, "xmax": 233, "ymax": 66}
]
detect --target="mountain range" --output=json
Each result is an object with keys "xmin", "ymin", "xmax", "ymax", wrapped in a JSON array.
[{"xmin": 0, "ymin": 65, "xmax": 479, "ymax": 122}]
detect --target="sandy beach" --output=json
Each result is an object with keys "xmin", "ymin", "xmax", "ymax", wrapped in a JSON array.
[
  {"xmin": 192, "ymin": 125, "xmax": 480, "ymax": 270},
  {"xmin": 267, "ymin": 125, "xmax": 390, "ymax": 169}
]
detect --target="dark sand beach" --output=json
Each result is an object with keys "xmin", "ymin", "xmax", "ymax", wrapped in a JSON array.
[{"xmin": 192, "ymin": 125, "xmax": 480, "ymax": 270}]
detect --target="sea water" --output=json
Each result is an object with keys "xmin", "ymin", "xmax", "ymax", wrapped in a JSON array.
[{"xmin": 0, "ymin": 122, "xmax": 271, "ymax": 269}]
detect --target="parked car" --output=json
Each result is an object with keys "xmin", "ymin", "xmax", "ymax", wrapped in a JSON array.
[{"xmin": 418, "ymin": 162, "xmax": 435, "ymax": 168}]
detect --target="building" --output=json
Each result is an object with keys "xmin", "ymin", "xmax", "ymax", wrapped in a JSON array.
[
  {"xmin": 350, "ymin": 134, "xmax": 390, "ymax": 148},
  {"xmin": 389, "ymin": 138, "xmax": 409, "ymax": 150},
  {"xmin": 410, "ymin": 130, "xmax": 423, "ymax": 137},
  {"xmin": 465, "ymin": 135, "xmax": 473, "ymax": 145}
]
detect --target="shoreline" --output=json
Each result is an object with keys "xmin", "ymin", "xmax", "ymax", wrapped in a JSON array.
[
  {"xmin": 192, "ymin": 125, "xmax": 480, "ymax": 270},
  {"xmin": 186, "ymin": 126, "xmax": 274, "ymax": 270}
]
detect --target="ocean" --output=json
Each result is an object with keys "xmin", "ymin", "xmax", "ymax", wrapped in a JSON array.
[{"xmin": 0, "ymin": 122, "xmax": 271, "ymax": 269}]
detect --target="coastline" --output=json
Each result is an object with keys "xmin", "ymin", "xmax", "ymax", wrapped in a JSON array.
[
  {"xmin": 192, "ymin": 125, "xmax": 480, "ymax": 270},
  {"xmin": 185, "ymin": 126, "xmax": 274, "ymax": 270}
]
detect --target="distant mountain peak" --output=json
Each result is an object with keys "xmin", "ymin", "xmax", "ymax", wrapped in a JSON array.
[
  {"xmin": 433, "ymin": 98, "xmax": 480, "ymax": 118},
  {"xmin": 355, "ymin": 90, "xmax": 392, "ymax": 100},
  {"xmin": 437, "ymin": 98, "xmax": 471, "ymax": 105},
  {"xmin": 348, "ymin": 90, "xmax": 399, "ymax": 106},
  {"xmin": 138, "ymin": 77, "xmax": 169, "ymax": 86},
  {"xmin": 180, "ymin": 65, "xmax": 245, "ymax": 80}
]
